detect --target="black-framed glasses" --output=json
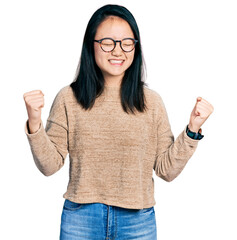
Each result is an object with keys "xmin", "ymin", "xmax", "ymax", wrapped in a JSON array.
[{"xmin": 94, "ymin": 38, "xmax": 138, "ymax": 53}]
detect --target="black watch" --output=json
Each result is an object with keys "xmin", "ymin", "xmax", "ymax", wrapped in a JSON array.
[{"xmin": 186, "ymin": 125, "xmax": 204, "ymax": 140}]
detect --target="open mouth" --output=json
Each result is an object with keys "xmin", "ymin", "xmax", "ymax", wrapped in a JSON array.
[{"xmin": 108, "ymin": 59, "xmax": 124, "ymax": 65}]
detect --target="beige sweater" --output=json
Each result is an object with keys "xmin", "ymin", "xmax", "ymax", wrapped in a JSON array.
[{"xmin": 25, "ymin": 85, "xmax": 199, "ymax": 209}]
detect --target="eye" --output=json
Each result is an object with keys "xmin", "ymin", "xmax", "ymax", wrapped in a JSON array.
[
  {"xmin": 101, "ymin": 39, "xmax": 114, "ymax": 46},
  {"xmin": 121, "ymin": 39, "xmax": 135, "ymax": 52},
  {"xmin": 122, "ymin": 39, "xmax": 134, "ymax": 46},
  {"xmin": 102, "ymin": 43, "xmax": 114, "ymax": 46},
  {"xmin": 123, "ymin": 43, "xmax": 133, "ymax": 46}
]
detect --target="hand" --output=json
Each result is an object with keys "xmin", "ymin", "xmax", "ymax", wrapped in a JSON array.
[
  {"xmin": 188, "ymin": 97, "xmax": 214, "ymax": 132},
  {"xmin": 23, "ymin": 90, "xmax": 45, "ymax": 133}
]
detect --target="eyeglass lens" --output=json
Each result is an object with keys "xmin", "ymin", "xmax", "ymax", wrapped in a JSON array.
[{"xmin": 100, "ymin": 39, "xmax": 136, "ymax": 52}]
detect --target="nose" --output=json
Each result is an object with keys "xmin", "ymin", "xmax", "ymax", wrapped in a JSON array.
[{"xmin": 111, "ymin": 41, "xmax": 123, "ymax": 56}]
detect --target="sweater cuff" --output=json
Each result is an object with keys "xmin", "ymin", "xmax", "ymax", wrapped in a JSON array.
[
  {"xmin": 25, "ymin": 120, "xmax": 43, "ymax": 136},
  {"xmin": 183, "ymin": 126, "xmax": 200, "ymax": 145}
]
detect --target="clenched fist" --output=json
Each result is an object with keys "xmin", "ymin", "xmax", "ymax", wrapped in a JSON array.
[
  {"xmin": 23, "ymin": 90, "xmax": 45, "ymax": 133},
  {"xmin": 188, "ymin": 97, "xmax": 214, "ymax": 132}
]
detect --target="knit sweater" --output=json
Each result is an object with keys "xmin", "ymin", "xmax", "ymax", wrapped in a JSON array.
[{"xmin": 25, "ymin": 85, "xmax": 199, "ymax": 209}]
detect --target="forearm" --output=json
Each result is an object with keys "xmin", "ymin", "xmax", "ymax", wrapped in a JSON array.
[
  {"xmin": 25, "ymin": 120, "xmax": 67, "ymax": 176},
  {"xmin": 154, "ymin": 127, "xmax": 199, "ymax": 182}
]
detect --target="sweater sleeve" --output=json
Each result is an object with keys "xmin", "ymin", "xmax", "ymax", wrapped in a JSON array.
[
  {"xmin": 25, "ymin": 88, "xmax": 69, "ymax": 176},
  {"xmin": 153, "ymin": 95, "xmax": 199, "ymax": 182}
]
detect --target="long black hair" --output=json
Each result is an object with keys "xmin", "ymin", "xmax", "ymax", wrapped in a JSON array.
[{"xmin": 70, "ymin": 4, "xmax": 148, "ymax": 114}]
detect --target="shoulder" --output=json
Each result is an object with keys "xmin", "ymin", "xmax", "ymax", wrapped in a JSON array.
[
  {"xmin": 53, "ymin": 85, "xmax": 74, "ymax": 102},
  {"xmin": 143, "ymin": 86, "xmax": 169, "ymax": 121},
  {"xmin": 143, "ymin": 86, "xmax": 165, "ymax": 108},
  {"xmin": 48, "ymin": 85, "xmax": 74, "ymax": 111},
  {"xmin": 56, "ymin": 85, "xmax": 71, "ymax": 97}
]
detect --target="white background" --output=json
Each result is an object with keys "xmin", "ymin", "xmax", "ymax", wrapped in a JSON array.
[{"xmin": 1, "ymin": 0, "xmax": 236, "ymax": 239}]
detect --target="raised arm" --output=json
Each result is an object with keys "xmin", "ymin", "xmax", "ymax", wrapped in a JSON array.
[
  {"xmin": 153, "ymin": 96, "xmax": 213, "ymax": 182},
  {"xmin": 23, "ymin": 88, "xmax": 68, "ymax": 176}
]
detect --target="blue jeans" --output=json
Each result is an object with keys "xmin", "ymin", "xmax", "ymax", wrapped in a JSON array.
[{"xmin": 60, "ymin": 199, "xmax": 157, "ymax": 240}]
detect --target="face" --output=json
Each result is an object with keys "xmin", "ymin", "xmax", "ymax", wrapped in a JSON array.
[{"xmin": 94, "ymin": 16, "xmax": 135, "ymax": 85}]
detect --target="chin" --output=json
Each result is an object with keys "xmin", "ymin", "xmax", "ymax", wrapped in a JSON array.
[{"xmin": 105, "ymin": 69, "xmax": 126, "ymax": 78}]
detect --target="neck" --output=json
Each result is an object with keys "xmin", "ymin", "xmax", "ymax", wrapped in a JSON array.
[{"xmin": 103, "ymin": 74, "xmax": 124, "ymax": 88}]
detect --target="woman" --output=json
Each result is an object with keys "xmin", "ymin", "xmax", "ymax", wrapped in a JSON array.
[{"xmin": 23, "ymin": 4, "xmax": 213, "ymax": 240}]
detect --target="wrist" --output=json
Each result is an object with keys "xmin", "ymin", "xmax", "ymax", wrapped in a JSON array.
[
  {"xmin": 186, "ymin": 125, "xmax": 204, "ymax": 140},
  {"xmin": 188, "ymin": 123, "xmax": 200, "ymax": 133},
  {"xmin": 28, "ymin": 120, "xmax": 41, "ymax": 134}
]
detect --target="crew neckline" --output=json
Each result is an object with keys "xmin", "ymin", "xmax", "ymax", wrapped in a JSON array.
[
  {"xmin": 104, "ymin": 85, "xmax": 121, "ymax": 89},
  {"xmin": 100, "ymin": 84, "xmax": 121, "ymax": 102}
]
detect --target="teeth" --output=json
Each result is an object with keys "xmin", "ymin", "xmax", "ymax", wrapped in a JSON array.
[{"xmin": 109, "ymin": 60, "xmax": 123, "ymax": 64}]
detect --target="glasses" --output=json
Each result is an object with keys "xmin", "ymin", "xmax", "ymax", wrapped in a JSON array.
[{"xmin": 94, "ymin": 38, "xmax": 138, "ymax": 53}]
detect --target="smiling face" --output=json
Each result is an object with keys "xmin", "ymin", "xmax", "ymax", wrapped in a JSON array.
[{"xmin": 94, "ymin": 16, "xmax": 135, "ymax": 86}]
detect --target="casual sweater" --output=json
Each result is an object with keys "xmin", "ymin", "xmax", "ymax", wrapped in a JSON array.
[{"xmin": 25, "ymin": 85, "xmax": 199, "ymax": 210}]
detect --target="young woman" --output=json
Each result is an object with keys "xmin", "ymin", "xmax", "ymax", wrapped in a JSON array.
[{"xmin": 23, "ymin": 4, "xmax": 214, "ymax": 240}]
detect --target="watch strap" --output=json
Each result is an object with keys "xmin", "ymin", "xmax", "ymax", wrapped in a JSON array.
[{"xmin": 186, "ymin": 125, "xmax": 204, "ymax": 140}]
